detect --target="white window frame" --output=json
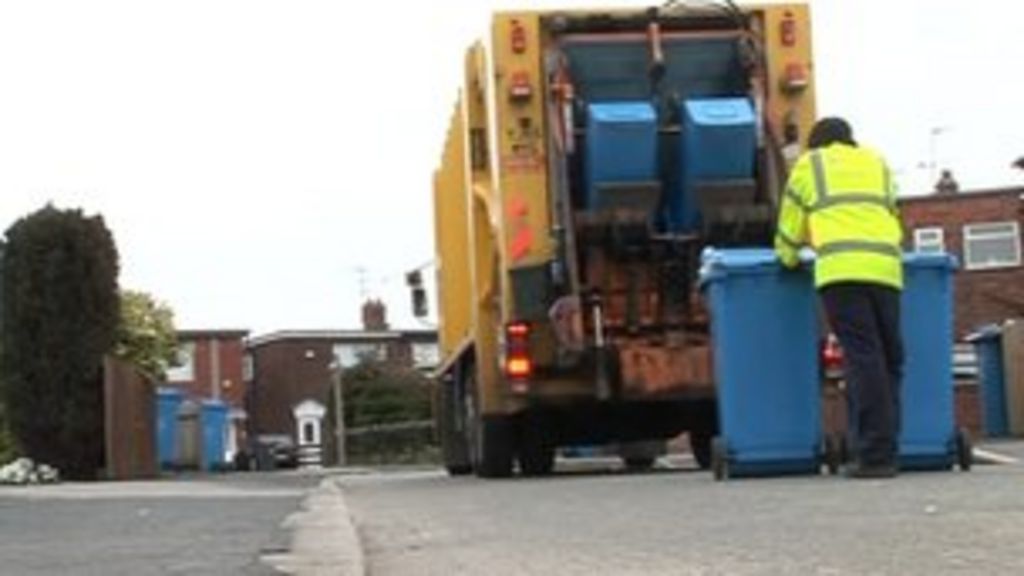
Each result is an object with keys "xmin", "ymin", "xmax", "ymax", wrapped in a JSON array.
[
  {"xmin": 167, "ymin": 342, "xmax": 195, "ymax": 382},
  {"xmin": 913, "ymin": 227, "xmax": 945, "ymax": 254},
  {"xmin": 963, "ymin": 221, "xmax": 1022, "ymax": 271}
]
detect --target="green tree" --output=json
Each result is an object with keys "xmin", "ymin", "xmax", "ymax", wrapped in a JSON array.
[
  {"xmin": 114, "ymin": 290, "xmax": 177, "ymax": 379},
  {"xmin": 340, "ymin": 360, "xmax": 433, "ymax": 428},
  {"xmin": 0, "ymin": 205, "xmax": 120, "ymax": 478}
]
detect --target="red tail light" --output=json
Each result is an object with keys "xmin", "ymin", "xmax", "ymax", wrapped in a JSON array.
[
  {"xmin": 505, "ymin": 322, "xmax": 532, "ymax": 389},
  {"xmin": 822, "ymin": 334, "xmax": 844, "ymax": 373},
  {"xmin": 780, "ymin": 11, "xmax": 797, "ymax": 47}
]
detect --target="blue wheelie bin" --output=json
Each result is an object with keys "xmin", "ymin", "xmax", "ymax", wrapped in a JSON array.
[
  {"xmin": 200, "ymin": 399, "xmax": 229, "ymax": 472},
  {"xmin": 900, "ymin": 253, "xmax": 971, "ymax": 471},
  {"xmin": 701, "ymin": 248, "xmax": 823, "ymax": 479},
  {"xmin": 155, "ymin": 388, "xmax": 184, "ymax": 470},
  {"xmin": 967, "ymin": 324, "xmax": 1010, "ymax": 438}
]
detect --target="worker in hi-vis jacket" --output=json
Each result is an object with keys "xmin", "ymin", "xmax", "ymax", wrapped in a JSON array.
[{"xmin": 775, "ymin": 117, "xmax": 904, "ymax": 478}]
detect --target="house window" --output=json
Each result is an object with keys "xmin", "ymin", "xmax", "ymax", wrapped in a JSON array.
[
  {"xmin": 412, "ymin": 342, "xmax": 440, "ymax": 369},
  {"xmin": 166, "ymin": 342, "xmax": 195, "ymax": 382},
  {"xmin": 913, "ymin": 227, "xmax": 945, "ymax": 254},
  {"xmin": 963, "ymin": 221, "xmax": 1022, "ymax": 270},
  {"xmin": 333, "ymin": 342, "xmax": 386, "ymax": 368}
]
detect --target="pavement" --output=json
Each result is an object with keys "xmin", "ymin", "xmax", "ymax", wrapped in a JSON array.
[{"xmin": 0, "ymin": 471, "xmax": 321, "ymax": 575}]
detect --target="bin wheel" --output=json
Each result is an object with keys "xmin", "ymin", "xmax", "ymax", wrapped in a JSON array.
[
  {"xmin": 956, "ymin": 428, "xmax": 973, "ymax": 472},
  {"xmin": 711, "ymin": 436, "xmax": 729, "ymax": 481},
  {"xmin": 824, "ymin": 434, "xmax": 844, "ymax": 475}
]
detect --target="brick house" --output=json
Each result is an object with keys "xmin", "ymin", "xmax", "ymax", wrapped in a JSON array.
[
  {"xmin": 899, "ymin": 186, "xmax": 1024, "ymax": 338},
  {"xmin": 245, "ymin": 301, "xmax": 439, "ymax": 465},
  {"xmin": 166, "ymin": 329, "xmax": 250, "ymax": 460}
]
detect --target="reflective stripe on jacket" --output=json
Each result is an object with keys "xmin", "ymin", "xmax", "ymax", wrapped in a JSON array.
[{"xmin": 774, "ymin": 143, "xmax": 904, "ymax": 289}]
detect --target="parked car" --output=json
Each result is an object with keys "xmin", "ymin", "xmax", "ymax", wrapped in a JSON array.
[{"xmin": 249, "ymin": 434, "xmax": 298, "ymax": 470}]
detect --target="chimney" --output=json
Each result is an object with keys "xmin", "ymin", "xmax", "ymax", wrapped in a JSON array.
[
  {"xmin": 361, "ymin": 299, "xmax": 389, "ymax": 332},
  {"xmin": 934, "ymin": 169, "xmax": 959, "ymax": 195}
]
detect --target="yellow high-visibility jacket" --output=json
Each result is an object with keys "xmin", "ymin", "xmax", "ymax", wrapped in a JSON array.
[{"xmin": 774, "ymin": 143, "xmax": 903, "ymax": 289}]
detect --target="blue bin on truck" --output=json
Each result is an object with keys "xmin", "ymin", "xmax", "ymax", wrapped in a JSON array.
[
  {"xmin": 701, "ymin": 248, "xmax": 824, "ymax": 479},
  {"xmin": 669, "ymin": 97, "xmax": 756, "ymax": 232},
  {"xmin": 155, "ymin": 388, "xmax": 184, "ymax": 469},
  {"xmin": 967, "ymin": 325, "xmax": 1010, "ymax": 438},
  {"xmin": 200, "ymin": 399, "xmax": 229, "ymax": 472},
  {"xmin": 899, "ymin": 253, "xmax": 971, "ymax": 471},
  {"xmin": 585, "ymin": 101, "xmax": 659, "ymax": 210}
]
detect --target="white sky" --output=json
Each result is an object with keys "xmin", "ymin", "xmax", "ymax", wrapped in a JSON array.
[{"xmin": 2, "ymin": 0, "xmax": 1022, "ymax": 334}]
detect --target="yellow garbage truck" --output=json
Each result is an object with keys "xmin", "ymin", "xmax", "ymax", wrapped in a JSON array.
[{"xmin": 422, "ymin": 2, "xmax": 816, "ymax": 477}]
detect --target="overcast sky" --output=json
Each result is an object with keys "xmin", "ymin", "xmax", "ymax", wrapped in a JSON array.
[{"xmin": 1, "ymin": 0, "xmax": 1022, "ymax": 335}]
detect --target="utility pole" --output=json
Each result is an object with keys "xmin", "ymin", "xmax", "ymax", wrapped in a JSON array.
[{"xmin": 331, "ymin": 360, "xmax": 346, "ymax": 467}]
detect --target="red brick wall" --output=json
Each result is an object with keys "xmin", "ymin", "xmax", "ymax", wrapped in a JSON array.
[
  {"xmin": 900, "ymin": 190, "xmax": 1024, "ymax": 338},
  {"xmin": 249, "ymin": 340, "xmax": 334, "ymax": 437},
  {"xmin": 174, "ymin": 334, "xmax": 248, "ymax": 409}
]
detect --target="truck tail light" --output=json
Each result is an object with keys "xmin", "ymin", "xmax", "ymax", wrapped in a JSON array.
[
  {"xmin": 822, "ymin": 334, "xmax": 844, "ymax": 378},
  {"xmin": 505, "ymin": 322, "xmax": 532, "ymax": 391},
  {"xmin": 780, "ymin": 11, "xmax": 797, "ymax": 47},
  {"xmin": 511, "ymin": 20, "xmax": 527, "ymax": 54}
]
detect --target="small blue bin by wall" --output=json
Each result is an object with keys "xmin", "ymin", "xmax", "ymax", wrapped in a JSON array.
[
  {"xmin": 585, "ymin": 101, "xmax": 658, "ymax": 209},
  {"xmin": 155, "ymin": 388, "xmax": 184, "ymax": 469},
  {"xmin": 701, "ymin": 248, "xmax": 821, "ymax": 477},
  {"xmin": 899, "ymin": 253, "xmax": 959, "ymax": 470},
  {"xmin": 200, "ymin": 399, "xmax": 229, "ymax": 472},
  {"xmin": 669, "ymin": 98, "xmax": 756, "ymax": 232},
  {"xmin": 967, "ymin": 325, "xmax": 1009, "ymax": 438}
]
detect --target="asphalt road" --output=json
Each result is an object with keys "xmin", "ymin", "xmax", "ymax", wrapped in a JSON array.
[
  {"xmin": 339, "ymin": 452, "xmax": 1024, "ymax": 575},
  {"xmin": 0, "ymin": 472, "xmax": 320, "ymax": 575}
]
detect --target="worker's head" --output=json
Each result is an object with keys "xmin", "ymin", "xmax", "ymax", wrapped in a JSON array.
[{"xmin": 807, "ymin": 117, "xmax": 856, "ymax": 149}]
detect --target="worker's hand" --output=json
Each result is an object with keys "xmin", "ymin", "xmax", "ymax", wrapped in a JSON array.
[{"xmin": 797, "ymin": 247, "xmax": 817, "ymax": 264}]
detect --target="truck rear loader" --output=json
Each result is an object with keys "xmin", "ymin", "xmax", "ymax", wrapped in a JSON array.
[{"xmin": 421, "ymin": 2, "xmax": 817, "ymax": 477}]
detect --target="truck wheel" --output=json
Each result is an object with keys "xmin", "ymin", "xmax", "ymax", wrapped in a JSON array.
[
  {"xmin": 439, "ymin": 374, "xmax": 472, "ymax": 476},
  {"xmin": 956, "ymin": 428, "xmax": 973, "ymax": 472},
  {"xmin": 518, "ymin": 413, "xmax": 555, "ymax": 477},
  {"xmin": 711, "ymin": 436, "xmax": 729, "ymax": 481},
  {"xmin": 464, "ymin": 370, "xmax": 515, "ymax": 479},
  {"xmin": 473, "ymin": 416, "xmax": 516, "ymax": 478},
  {"xmin": 689, "ymin": 431, "xmax": 713, "ymax": 470}
]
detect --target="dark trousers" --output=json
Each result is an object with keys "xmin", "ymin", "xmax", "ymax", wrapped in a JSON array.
[{"xmin": 821, "ymin": 283, "xmax": 903, "ymax": 466}]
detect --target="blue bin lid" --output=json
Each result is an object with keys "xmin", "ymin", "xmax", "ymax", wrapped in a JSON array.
[
  {"xmin": 200, "ymin": 398, "xmax": 228, "ymax": 412},
  {"xmin": 588, "ymin": 101, "xmax": 656, "ymax": 123},
  {"xmin": 684, "ymin": 98, "xmax": 754, "ymax": 126},
  {"xmin": 157, "ymin": 387, "xmax": 184, "ymax": 399},
  {"xmin": 903, "ymin": 251, "xmax": 958, "ymax": 270},
  {"xmin": 699, "ymin": 247, "xmax": 784, "ymax": 283}
]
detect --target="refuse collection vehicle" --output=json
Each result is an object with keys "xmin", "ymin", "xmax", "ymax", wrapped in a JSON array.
[{"xmin": 418, "ymin": 2, "xmax": 817, "ymax": 477}]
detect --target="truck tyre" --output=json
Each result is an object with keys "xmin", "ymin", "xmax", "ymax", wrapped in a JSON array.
[
  {"xmin": 474, "ymin": 416, "xmax": 516, "ymax": 478},
  {"xmin": 689, "ymin": 431, "xmax": 712, "ymax": 470},
  {"xmin": 518, "ymin": 412, "xmax": 556, "ymax": 477},
  {"xmin": 711, "ymin": 436, "xmax": 729, "ymax": 481},
  {"xmin": 438, "ymin": 375, "xmax": 472, "ymax": 476},
  {"xmin": 464, "ymin": 369, "xmax": 515, "ymax": 478}
]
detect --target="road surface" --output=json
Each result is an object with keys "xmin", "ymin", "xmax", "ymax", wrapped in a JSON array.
[{"xmin": 340, "ymin": 453, "xmax": 1024, "ymax": 575}]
